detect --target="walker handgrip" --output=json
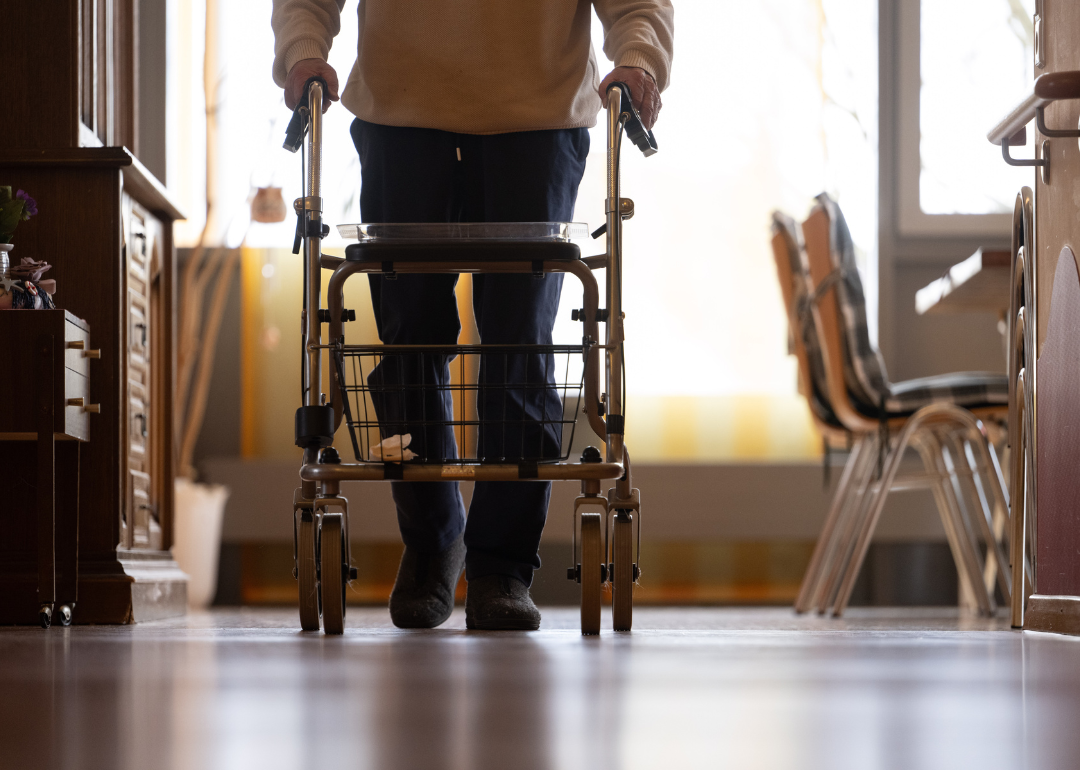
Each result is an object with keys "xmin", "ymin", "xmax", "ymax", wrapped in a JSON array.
[
  {"xmin": 607, "ymin": 82, "xmax": 659, "ymax": 157},
  {"xmin": 283, "ymin": 77, "xmax": 329, "ymax": 153}
]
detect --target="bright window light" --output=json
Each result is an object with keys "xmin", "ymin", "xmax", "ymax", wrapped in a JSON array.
[{"xmin": 919, "ymin": 0, "xmax": 1035, "ymax": 215}]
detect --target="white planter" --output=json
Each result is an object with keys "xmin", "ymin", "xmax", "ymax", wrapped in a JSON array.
[{"xmin": 173, "ymin": 477, "xmax": 229, "ymax": 609}]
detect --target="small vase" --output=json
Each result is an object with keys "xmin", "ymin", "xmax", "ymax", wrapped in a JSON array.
[
  {"xmin": 0, "ymin": 243, "xmax": 12, "ymax": 309},
  {"xmin": 0, "ymin": 243, "xmax": 11, "ymax": 280}
]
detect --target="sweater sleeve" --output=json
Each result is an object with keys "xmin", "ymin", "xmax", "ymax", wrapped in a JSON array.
[
  {"xmin": 271, "ymin": 0, "xmax": 346, "ymax": 87},
  {"xmin": 592, "ymin": 0, "xmax": 674, "ymax": 92}
]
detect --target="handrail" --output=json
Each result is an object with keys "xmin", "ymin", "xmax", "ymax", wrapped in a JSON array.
[{"xmin": 987, "ymin": 71, "xmax": 1080, "ymax": 145}]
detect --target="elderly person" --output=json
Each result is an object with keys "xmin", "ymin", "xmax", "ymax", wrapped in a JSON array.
[{"xmin": 272, "ymin": 0, "xmax": 673, "ymax": 631}]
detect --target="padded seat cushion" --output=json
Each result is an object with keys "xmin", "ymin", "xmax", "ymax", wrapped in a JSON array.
[
  {"xmin": 345, "ymin": 240, "xmax": 581, "ymax": 263},
  {"xmin": 885, "ymin": 372, "xmax": 1009, "ymax": 416}
]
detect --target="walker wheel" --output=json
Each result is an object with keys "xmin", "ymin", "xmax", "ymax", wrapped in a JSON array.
[
  {"xmin": 320, "ymin": 512, "xmax": 347, "ymax": 635},
  {"xmin": 38, "ymin": 604, "xmax": 53, "ymax": 629},
  {"xmin": 57, "ymin": 604, "xmax": 73, "ymax": 627},
  {"xmin": 612, "ymin": 512, "xmax": 634, "ymax": 631},
  {"xmin": 297, "ymin": 510, "xmax": 321, "ymax": 631},
  {"xmin": 580, "ymin": 512, "xmax": 603, "ymax": 635}
]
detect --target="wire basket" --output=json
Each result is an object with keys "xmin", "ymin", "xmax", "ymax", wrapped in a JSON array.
[{"xmin": 334, "ymin": 344, "xmax": 587, "ymax": 465}]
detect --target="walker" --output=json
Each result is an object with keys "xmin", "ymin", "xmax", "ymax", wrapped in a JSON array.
[{"xmin": 283, "ymin": 79, "xmax": 657, "ymax": 634}]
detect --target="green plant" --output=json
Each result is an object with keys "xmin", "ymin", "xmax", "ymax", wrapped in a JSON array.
[{"xmin": 0, "ymin": 187, "xmax": 38, "ymax": 244}]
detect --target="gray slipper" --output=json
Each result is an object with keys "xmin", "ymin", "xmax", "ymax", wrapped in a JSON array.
[
  {"xmin": 465, "ymin": 574, "xmax": 542, "ymax": 631},
  {"xmin": 389, "ymin": 535, "xmax": 465, "ymax": 629}
]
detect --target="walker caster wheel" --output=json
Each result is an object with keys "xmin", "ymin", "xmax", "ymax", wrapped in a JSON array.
[
  {"xmin": 39, "ymin": 604, "xmax": 53, "ymax": 629},
  {"xmin": 580, "ymin": 512, "xmax": 603, "ymax": 635},
  {"xmin": 320, "ymin": 512, "xmax": 347, "ymax": 635},
  {"xmin": 57, "ymin": 604, "xmax": 74, "ymax": 627},
  {"xmin": 297, "ymin": 509, "xmax": 321, "ymax": 631},
  {"xmin": 612, "ymin": 512, "xmax": 634, "ymax": 631}
]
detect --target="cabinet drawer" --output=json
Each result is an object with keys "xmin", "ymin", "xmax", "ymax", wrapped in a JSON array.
[
  {"xmin": 63, "ymin": 318, "xmax": 92, "ymax": 376},
  {"xmin": 62, "ymin": 368, "xmax": 91, "ymax": 441}
]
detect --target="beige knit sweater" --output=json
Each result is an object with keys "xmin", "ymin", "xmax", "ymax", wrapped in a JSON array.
[{"xmin": 272, "ymin": 0, "xmax": 673, "ymax": 135}]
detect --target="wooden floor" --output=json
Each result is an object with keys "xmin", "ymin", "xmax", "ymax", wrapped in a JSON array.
[{"xmin": 1, "ymin": 607, "xmax": 1078, "ymax": 770}]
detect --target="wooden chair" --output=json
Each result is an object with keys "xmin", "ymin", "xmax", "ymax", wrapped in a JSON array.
[{"xmin": 782, "ymin": 196, "xmax": 1015, "ymax": 616}]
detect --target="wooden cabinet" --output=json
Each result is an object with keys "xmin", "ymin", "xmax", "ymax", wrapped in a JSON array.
[{"xmin": 0, "ymin": 0, "xmax": 187, "ymax": 623}]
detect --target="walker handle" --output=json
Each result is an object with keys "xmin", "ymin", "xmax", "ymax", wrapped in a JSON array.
[
  {"xmin": 283, "ymin": 77, "xmax": 329, "ymax": 153},
  {"xmin": 607, "ymin": 82, "xmax": 659, "ymax": 157}
]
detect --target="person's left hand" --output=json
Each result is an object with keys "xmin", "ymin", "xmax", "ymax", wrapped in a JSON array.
[{"xmin": 599, "ymin": 67, "xmax": 662, "ymax": 129}]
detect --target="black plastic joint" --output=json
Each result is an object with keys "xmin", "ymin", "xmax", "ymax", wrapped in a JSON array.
[
  {"xmin": 294, "ymin": 405, "xmax": 335, "ymax": 449},
  {"xmin": 567, "ymin": 565, "xmax": 581, "ymax": 582},
  {"xmin": 317, "ymin": 308, "xmax": 356, "ymax": 324},
  {"xmin": 596, "ymin": 308, "xmax": 610, "ymax": 322},
  {"xmin": 320, "ymin": 447, "xmax": 341, "ymax": 464},
  {"xmin": 606, "ymin": 414, "xmax": 625, "ymax": 435},
  {"xmin": 349, "ymin": 567, "xmax": 358, "ymax": 581}
]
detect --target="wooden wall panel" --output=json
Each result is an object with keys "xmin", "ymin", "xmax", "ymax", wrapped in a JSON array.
[
  {"xmin": 1034, "ymin": 249, "xmax": 1080, "ymax": 595},
  {"xmin": 1033, "ymin": 1, "xmax": 1080, "ymax": 601}
]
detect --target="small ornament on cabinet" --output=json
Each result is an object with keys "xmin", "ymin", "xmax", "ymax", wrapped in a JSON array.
[{"xmin": 0, "ymin": 187, "xmax": 54, "ymax": 310}]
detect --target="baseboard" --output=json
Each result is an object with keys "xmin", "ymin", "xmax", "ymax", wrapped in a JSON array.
[
  {"xmin": 1025, "ymin": 595, "xmax": 1080, "ymax": 636},
  {"xmin": 118, "ymin": 551, "xmax": 189, "ymax": 622}
]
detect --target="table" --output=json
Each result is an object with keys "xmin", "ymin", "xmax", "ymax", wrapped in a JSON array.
[{"xmin": 915, "ymin": 249, "xmax": 1011, "ymax": 318}]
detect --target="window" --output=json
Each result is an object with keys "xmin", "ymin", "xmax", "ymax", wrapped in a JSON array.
[{"xmin": 897, "ymin": 0, "xmax": 1035, "ymax": 235}]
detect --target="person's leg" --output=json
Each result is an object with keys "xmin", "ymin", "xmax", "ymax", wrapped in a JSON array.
[
  {"xmin": 353, "ymin": 119, "xmax": 469, "ymax": 628},
  {"xmin": 353, "ymin": 119, "xmax": 466, "ymax": 552},
  {"xmin": 463, "ymin": 127, "xmax": 591, "ymax": 590}
]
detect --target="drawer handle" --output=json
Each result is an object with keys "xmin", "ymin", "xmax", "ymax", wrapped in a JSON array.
[
  {"xmin": 83, "ymin": 349, "xmax": 101, "ymax": 359},
  {"xmin": 135, "ymin": 413, "xmax": 148, "ymax": 437},
  {"xmin": 66, "ymin": 398, "xmax": 101, "ymax": 413},
  {"xmin": 134, "ymin": 322, "xmax": 148, "ymax": 347},
  {"xmin": 66, "ymin": 340, "xmax": 84, "ymax": 350}
]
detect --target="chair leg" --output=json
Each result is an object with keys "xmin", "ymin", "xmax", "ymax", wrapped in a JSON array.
[
  {"xmin": 926, "ymin": 431, "xmax": 995, "ymax": 616},
  {"xmin": 830, "ymin": 424, "xmax": 921, "ymax": 617},
  {"xmin": 955, "ymin": 434, "xmax": 1012, "ymax": 603},
  {"xmin": 795, "ymin": 435, "xmax": 867, "ymax": 614},
  {"xmin": 815, "ymin": 433, "xmax": 881, "ymax": 613}
]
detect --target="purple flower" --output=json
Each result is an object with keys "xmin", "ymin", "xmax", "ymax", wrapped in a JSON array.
[{"xmin": 16, "ymin": 190, "xmax": 37, "ymax": 218}]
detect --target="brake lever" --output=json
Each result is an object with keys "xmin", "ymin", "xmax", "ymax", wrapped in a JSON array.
[
  {"xmin": 608, "ymin": 81, "xmax": 659, "ymax": 157},
  {"xmin": 283, "ymin": 76, "xmax": 329, "ymax": 153}
]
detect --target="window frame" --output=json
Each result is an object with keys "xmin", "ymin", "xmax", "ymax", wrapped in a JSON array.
[{"xmin": 895, "ymin": 0, "xmax": 1017, "ymax": 237}]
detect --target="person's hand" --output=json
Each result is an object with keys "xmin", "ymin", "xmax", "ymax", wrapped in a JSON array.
[
  {"xmin": 285, "ymin": 58, "xmax": 340, "ymax": 113},
  {"xmin": 599, "ymin": 67, "xmax": 662, "ymax": 130}
]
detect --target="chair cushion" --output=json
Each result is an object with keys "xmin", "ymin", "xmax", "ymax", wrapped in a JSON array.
[
  {"xmin": 814, "ymin": 193, "xmax": 893, "ymax": 415},
  {"xmin": 345, "ymin": 240, "xmax": 581, "ymax": 263},
  {"xmin": 771, "ymin": 211, "xmax": 844, "ymax": 430},
  {"xmin": 885, "ymin": 372, "xmax": 1009, "ymax": 415},
  {"xmin": 814, "ymin": 193, "xmax": 1008, "ymax": 420}
]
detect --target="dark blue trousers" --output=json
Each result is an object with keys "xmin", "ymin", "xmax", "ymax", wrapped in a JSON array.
[{"xmin": 351, "ymin": 119, "xmax": 590, "ymax": 586}]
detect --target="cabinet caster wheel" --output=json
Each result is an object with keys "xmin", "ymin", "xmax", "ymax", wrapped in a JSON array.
[
  {"xmin": 39, "ymin": 604, "xmax": 53, "ymax": 629},
  {"xmin": 580, "ymin": 512, "xmax": 603, "ymax": 635},
  {"xmin": 57, "ymin": 604, "xmax": 74, "ymax": 627}
]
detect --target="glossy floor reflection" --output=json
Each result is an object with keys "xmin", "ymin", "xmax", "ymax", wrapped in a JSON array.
[{"xmin": 1, "ymin": 607, "xmax": 1078, "ymax": 770}]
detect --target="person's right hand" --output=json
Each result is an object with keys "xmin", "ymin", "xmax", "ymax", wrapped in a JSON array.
[{"xmin": 285, "ymin": 58, "xmax": 340, "ymax": 113}]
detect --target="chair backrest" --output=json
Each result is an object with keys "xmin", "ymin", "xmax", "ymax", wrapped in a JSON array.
[
  {"xmin": 769, "ymin": 211, "xmax": 845, "ymax": 437},
  {"xmin": 801, "ymin": 194, "xmax": 890, "ymax": 432}
]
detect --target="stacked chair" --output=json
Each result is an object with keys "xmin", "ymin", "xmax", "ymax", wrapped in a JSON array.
[{"xmin": 771, "ymin": 194, "xmax": 1020, "ymax": 617}]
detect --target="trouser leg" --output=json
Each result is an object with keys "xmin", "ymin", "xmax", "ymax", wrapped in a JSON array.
[
  {"xmin": 353, "ymin": 119, "xmax": 466, "ymax": 552},
  {"xmin": 463, "ymin": 128, "xmax": 590, "ymax": 586}
]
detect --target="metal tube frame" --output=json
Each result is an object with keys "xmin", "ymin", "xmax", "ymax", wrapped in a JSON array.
[{"xmin": 300, "ymin": 83, "xmax": 636, "ymax": 487}]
